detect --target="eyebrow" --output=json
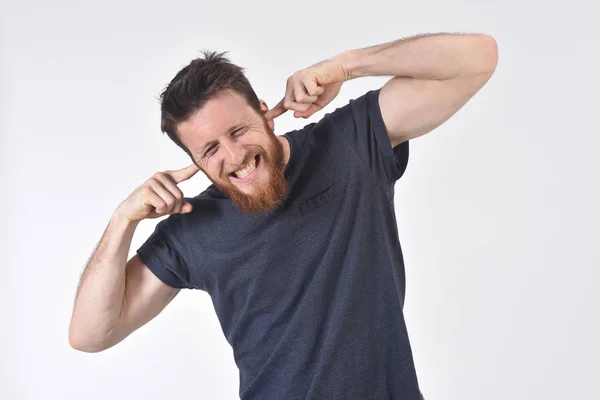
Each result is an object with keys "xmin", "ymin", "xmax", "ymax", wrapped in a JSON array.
[{"xmin": 199, "ymin": 123, "xmax": 245, "ymax": 156}]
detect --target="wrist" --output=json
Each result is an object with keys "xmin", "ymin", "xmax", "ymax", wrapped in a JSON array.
[
  {"xmin": 112, "ymin": 207, "xmax": 140, "ymax": 229},
  {"xmin": 335, "ymin": 48, "xmax": 371, "ymax": 80}
]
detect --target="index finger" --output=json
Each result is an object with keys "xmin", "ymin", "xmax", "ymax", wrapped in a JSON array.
[
  {"xmin": 265, "ymin": 99, "xmax": 287, "ymax": 121},
  {"xmin": 167, "ymin": 162, "xmax": 201, "ymax": 183}
]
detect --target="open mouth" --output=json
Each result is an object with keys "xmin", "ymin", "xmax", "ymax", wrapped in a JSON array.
[{"xmin": 229, "ymin": 154, "xmax": 260, "ymax": 183}]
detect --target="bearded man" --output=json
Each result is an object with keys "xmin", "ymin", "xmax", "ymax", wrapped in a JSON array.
[{"xmin": 69, "ymin": 32, "xmax": 498, "ymax": 400}]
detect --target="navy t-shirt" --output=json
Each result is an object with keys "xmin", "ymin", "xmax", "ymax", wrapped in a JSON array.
[{"xmin": 137, "ymin": 88, "xmax": 422, "ymax": 399}]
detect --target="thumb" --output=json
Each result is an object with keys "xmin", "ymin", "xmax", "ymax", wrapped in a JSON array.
[{"xmin": 181, "ymin": 202, "xmax": 193, "ymax": 213}]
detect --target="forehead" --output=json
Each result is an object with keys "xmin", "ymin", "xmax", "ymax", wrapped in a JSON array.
[{"xmin": 178, "ymin": 90, "xmax": 253, "ymax": 150}]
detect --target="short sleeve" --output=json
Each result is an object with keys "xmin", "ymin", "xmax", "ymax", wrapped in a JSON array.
[
  {"xmin": 325, "ymin": 88, "xmax": 409, "ymax": 185},
  {"xmin": 136, "ymin": 214, "xmax": 193, "ymax": 290}
]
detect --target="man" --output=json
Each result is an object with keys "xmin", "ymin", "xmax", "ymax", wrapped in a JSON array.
[{"xmin": 69, "ymin": 33, "xmax": 498, "ymax": 399}]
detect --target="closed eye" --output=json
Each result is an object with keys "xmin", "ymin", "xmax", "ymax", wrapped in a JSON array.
[
  {"xmin": 204, "ymin": 128, "xmax": 246, "ymax": 158},
  {"xmin": 204, "ymin": 145, "xmax": 218, "ymax": 157},
  {"xmin": 232, "ymin": 127, "xmax": 245, "ymax": 136}
]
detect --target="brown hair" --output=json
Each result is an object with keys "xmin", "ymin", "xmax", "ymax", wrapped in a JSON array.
[{"xmin": 159, "ymin": 50, "xmax": 262, "ymax": 157}]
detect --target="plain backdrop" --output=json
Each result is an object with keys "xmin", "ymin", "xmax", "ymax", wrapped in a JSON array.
[{"xmin": 1, "ymin": 0, "xmax": 599, "ymax": 399}]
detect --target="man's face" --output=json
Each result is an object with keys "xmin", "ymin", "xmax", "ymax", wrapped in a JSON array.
[{"xmin": 177, "ymin": 89, "xmax": 289, "ymax": 215}]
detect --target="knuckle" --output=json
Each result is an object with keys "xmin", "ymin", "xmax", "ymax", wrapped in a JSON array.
[{"xmin": 141, "ymin": 186, "xmax": 153, "ymax": 197}]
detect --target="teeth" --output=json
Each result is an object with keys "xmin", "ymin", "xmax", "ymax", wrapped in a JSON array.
[{"xmin": 233, "ymin": 157, "xmax": 256, "ymax": 179}]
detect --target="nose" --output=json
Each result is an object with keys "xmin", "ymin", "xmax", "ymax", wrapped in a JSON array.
[{"xmin": 222, "ymin": 139, "xmax": 246, "ymax": 167}]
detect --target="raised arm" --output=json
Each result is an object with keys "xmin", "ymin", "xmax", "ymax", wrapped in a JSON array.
[
  {"xmin": 342, "ymin": 33, "xmax": 498, "ymax": 146},
  {"xmin": 69, "ymin": 164, "xmax": 199, "ymax": 352},
  {"xmin": 264, "ymin": 32, "xmax": 498, "ymax": 149}
]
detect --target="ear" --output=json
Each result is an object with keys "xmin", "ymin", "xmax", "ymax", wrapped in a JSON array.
[{"xmin": 259, "ymin": 99, "xmax": 275, "ymax": 131}]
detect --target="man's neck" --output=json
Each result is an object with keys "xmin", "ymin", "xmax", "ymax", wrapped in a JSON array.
[{"xmin": 277, "ymin": 135, "xmax": 291, "ymax": 171}]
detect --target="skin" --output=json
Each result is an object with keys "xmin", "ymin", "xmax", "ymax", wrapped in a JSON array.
[{"xmin": 177, "ymin": 89, "xmax": 291, "ymax": 215}]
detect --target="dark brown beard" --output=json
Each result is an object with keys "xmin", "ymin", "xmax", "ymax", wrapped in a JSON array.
[{"xmin": 211, "ymin": 118, "xmax": 289, "ymax": 215}]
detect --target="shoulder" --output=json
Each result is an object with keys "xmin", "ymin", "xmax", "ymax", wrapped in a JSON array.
[{"xmin": 177, "ymin": 185, "xmax": 226, "ymax": 225}]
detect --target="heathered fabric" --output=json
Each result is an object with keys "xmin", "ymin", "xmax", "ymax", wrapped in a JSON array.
[{"xmin": 137, "ymin": 88, "xmax": 422, "ymax": 399}]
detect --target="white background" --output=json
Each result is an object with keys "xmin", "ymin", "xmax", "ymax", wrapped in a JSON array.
[{"xmin": 2, "ymin": 0, "xmax": 599, "ymax": 399}]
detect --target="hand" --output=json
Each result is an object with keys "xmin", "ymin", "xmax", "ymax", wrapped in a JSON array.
[
  {"xmin": 265, "ymin": 57, "xmax": 350, "ymax": 120},
  {"xmin": 116, "ymin": 163, "xmax": 200, "ymax": 224}
]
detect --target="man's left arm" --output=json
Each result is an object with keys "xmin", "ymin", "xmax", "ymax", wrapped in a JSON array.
[{"xmin": 338, "ymin": 33, "xmax": 498, "ymax": 147}]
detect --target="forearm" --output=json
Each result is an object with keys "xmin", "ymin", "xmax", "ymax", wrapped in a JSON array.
[
  {"xmin": 339, "ymin": 32, "xmax": 498, "ymax": 81},
  {"xmin": 69, "ymin": 210, "xmax": 139, "ymax": 352}
]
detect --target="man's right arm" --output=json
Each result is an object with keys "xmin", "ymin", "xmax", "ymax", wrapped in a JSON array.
[
  {"xmin": 68, "ymin": 212, "xmax": 178, "ymax": 352},
  {"xmin": 69, "ymin": 164, "xmax": 200, "ymax": 353}
]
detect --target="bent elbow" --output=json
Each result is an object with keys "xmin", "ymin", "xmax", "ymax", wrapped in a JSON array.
[
  {"xmin": 69, "ymin": 325, "xmax": 110, "ymax": 353},
  {"xmin": 480, "ymin": 34, "xmax": 499, "ymax": 74}
]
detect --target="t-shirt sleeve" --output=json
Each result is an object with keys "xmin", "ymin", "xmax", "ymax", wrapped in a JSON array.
[
  {"xmin": 325, "ymin": 88, "xmax": 409, "ymax": 185},
  {"xmin": 136, "ymin": 214, "xmax": 194, "ymax": 290}
]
